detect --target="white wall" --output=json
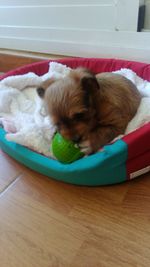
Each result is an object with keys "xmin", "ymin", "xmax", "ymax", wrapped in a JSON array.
[{"xmin": 0, "ymin": 0, "xmax": 150, "ymax": 63}]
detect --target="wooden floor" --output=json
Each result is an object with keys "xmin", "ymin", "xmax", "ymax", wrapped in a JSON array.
[
  {"xmin": 0, "ymin": 49, "xmax": 68, "ymax": 72},
  {"xmin": 0, "ymin": 149, "xmax": 150, "ymax": 267}
]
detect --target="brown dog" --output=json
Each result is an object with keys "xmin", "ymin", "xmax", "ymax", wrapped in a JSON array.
[{"xmin": 37, "ymin": 68, "xmax": 141, "ymax": 154}]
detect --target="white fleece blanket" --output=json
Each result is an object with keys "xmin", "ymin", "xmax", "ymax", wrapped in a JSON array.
[{"xmin": 0, "ymin": 62, "xmax": 150, "ymax": 158}]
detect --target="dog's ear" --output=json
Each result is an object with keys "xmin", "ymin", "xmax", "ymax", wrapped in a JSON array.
[
  {"xmin": 36, "ymin": 78, "xmax": 55, "ymax": 98},
  {"xmin": 81, "ymin": 76, "xmax": 99, "ymax": 108},
  {"xmin": 81, "ymin": 76, "xmax": 99, "ymax": 93}
]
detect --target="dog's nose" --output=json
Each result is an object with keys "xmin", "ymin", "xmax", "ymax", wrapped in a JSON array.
[{"xmin": 72, "ymin": 135, "xmax": 81, "ymax": 143}]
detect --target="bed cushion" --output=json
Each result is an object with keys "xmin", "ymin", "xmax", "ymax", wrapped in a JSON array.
[{"xmin": 0, "ymin": 58, "xmax": 150, "ymax": 185}]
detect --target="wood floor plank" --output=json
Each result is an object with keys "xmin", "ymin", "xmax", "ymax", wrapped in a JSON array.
[
  {"xmin": 0, "ymin": 49, "xmax": 68, "ymax": 72},
  {"xmin": 0, "ymin": 149, "xmax": 150, "ymax": 267},
  {"xmin": 69, "ymin": 174, "xmax": 150, "ymax": 267},
  {"xmin": 122, "ymin": 173, "xmax": 150, "ymax": 216},
  {"xmin": 0, "ymin": 150, "xmax": 22, "ymax": 192},
  {"xmin": 73, "ymin": 226, "xmax": 150, "ymax": 267},
  {"xmin": 0, "ymin": 172, "xmax": 89, "ymax": 267}
]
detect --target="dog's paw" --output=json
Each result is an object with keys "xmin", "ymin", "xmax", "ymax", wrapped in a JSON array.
[{"xmin": 78, "ymin": 140, "xmax": 93, "ymax": 155}]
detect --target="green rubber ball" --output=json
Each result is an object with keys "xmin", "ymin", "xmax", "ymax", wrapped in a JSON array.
[{"xmin": 51, "ymin": 133, "xmax": 84, "ymax": 164}]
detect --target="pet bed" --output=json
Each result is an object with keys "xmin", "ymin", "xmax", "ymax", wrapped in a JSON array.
[{"xmin": 0, "ymin": 58, "xmax": 150, "ymax": 186}]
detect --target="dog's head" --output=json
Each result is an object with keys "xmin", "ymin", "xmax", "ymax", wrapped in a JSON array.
[{"xmin": 37, "ymin": 68, "xmax": 100, "ymax": 142}]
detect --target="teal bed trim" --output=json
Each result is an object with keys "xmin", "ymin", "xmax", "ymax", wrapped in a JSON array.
[{"xmin": 0, "ymin": 127, "xmax": 128, "ymax": 186}]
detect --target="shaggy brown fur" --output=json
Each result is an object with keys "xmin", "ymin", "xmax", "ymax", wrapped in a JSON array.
[{"xmin": 37, "ymin": 68, "xmax": 141, "ymax": 154}]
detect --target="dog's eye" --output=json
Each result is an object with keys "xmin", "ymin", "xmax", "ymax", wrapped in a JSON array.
[{"xmin": 73, "ymin": 113, "xmax": 85, "ymax": 121}]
